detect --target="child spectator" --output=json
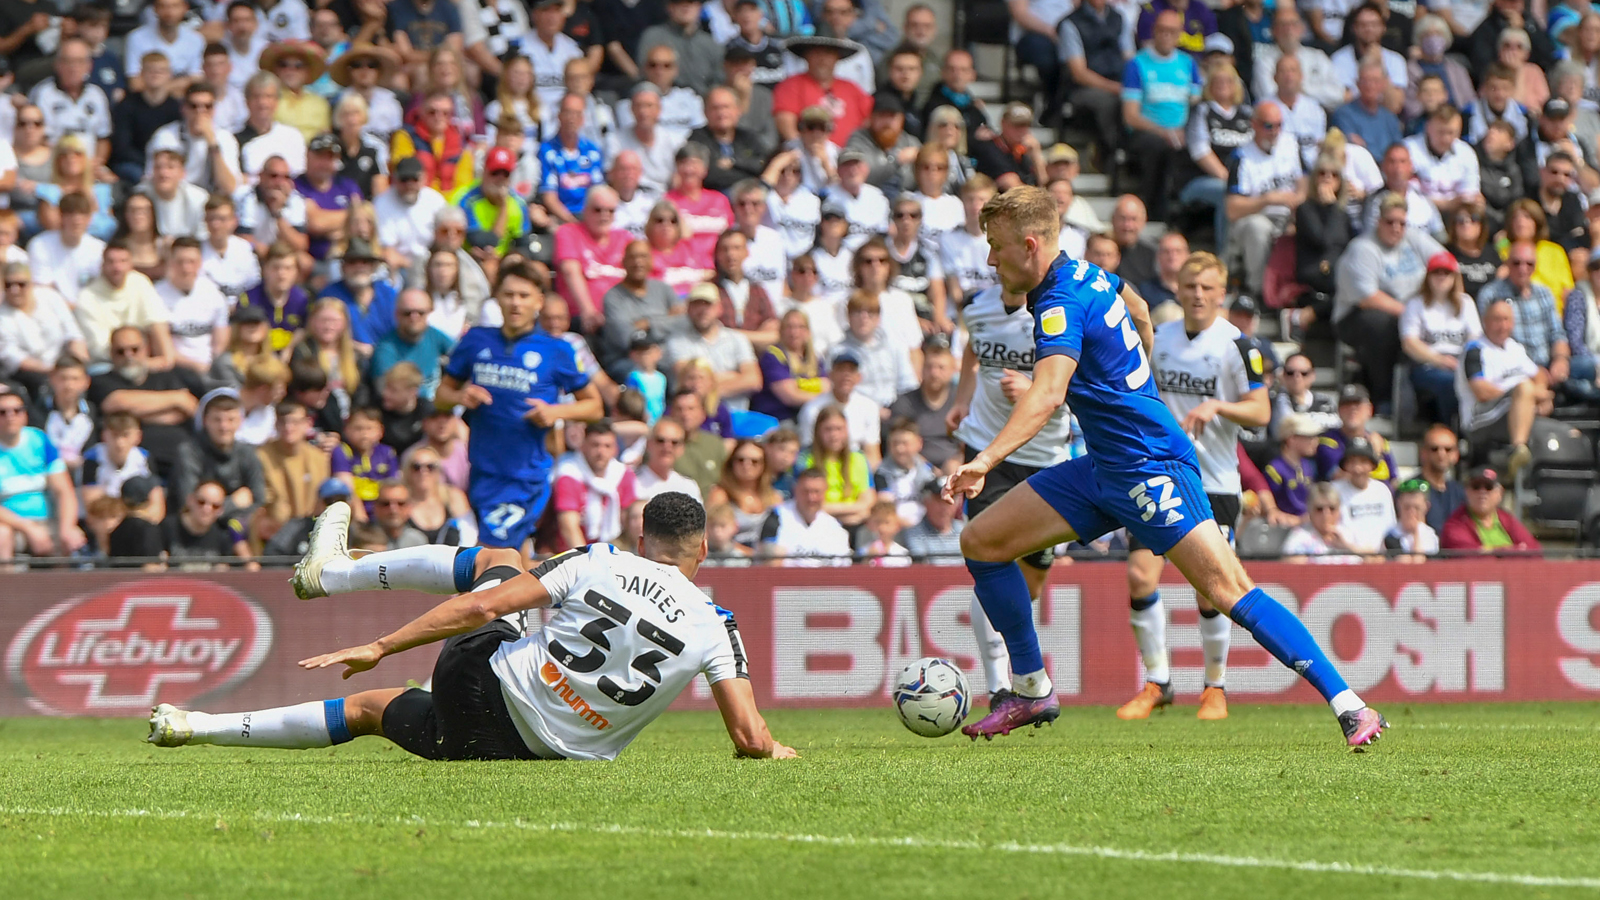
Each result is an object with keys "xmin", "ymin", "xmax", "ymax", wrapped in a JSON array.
[
  {"xmin": 704, "ymin": 503, "xmax": 755, "ymax": 566},
  {"xmin": 1332, "ymin": 436, "xmax": 1397, "ymax": 554},
  {"xmin": 42, "ymin": 358, "xmax": 96, "ymax": 476},
  {"xmin": 288, "ymin": 360, "xmax": 344, "ymax": 450},
  {"xmin": 763, "ymin": 427, "xmax": 801, "ymax": 498},
  {"xmin": 797, "ymin": 405, "xmax": 874, "ymax": 529},
  {"xmin": 412, "ymin": 408, "xmax": 469, "ymax": 492},
  {"xmin": 860, "ymin": 499, "xmax": 911, "ymax": 567},
  {"xmin": 173, "ymin": 392, "xmax": 267, "ymax": 522},
  {"xmin": 873, "ymin": 417, "xmax": 937, "ymax": 528},
  {"xmin": 900, "ymin": 482, "xmax": 965, "ymax": 564},
  {"xmin": 1265, "ymin": 413, "xmax": 1320, "ymax": 523},
  {"xmin": 332, "ymin": 407, "xmax": 399, "ymax": 523},
  {"xmin": 81, "ymin": 413, "xmax": 162, "ymax": 514},
  {"xmin": 238, "ymin": 355, "xmax": 289, "ymax": 446},
  {"xmin": 106, "ymin": 475, "xmax": 165, "ymax": 569},
  {"xmin": 612, "ymin": 389, "xmax": 651, "ymax": 466},
  {"xmin": 1384, "ymin": 479, "xmax": 1440, "ymax": 560},
  {"xmin": 623, "ymin": 330, "xmax": 667, "ymax": 422},
  {"xmin": 376, "ymin": 362, "xmax": 427, "ymax": 453}
]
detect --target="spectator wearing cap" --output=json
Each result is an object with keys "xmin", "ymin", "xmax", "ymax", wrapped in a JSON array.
[
  {"xmin": 622, "ymin": 328, "xmax": 668, "ymax": 421},
  {"xmin": 1136, "ymin": 0, "xmax": 1217, "ymax": 57},
  {"xmin": 254, "ymin": 400, "xmax": 330, "ymax": 552},
  {"xmin": 775, "ymin": 35, "xmax": 874, "ymax": 146},
  {"xmin": 451, "ymin": 145, "xmax": 533, "ymax": 257},
  {"xmin": 600, "ymin": 240, "xmax": 683, "ymax": 378},
  {"xmin": 825, "ymin": 149, "xmax": 891, "ymax": 250},
  {"xmin": 1543, "ymin": 71, "xmax": 1600, "ymax": 176},
  {"xmin": 1458, "ymin": 296, "xmax": 1551, "ymax": 473},
  {"xmin": 1058, "ymin": 0, "xmax": 1131, "ymax": 168},
  {"xmin": 1440, "ymin": 464, "xmax": 1542, "ymax": 553},
  {"xmin": 665, "ymin": 143, "xmax": 736, "ymax": 261},
  {"xmin": 1335, "ymin": 193, "xmax": 1446, "ymax": 411},
  {"xmin": 106, "ymin": 474, "xmax": 165, "ymax": 567},
  {"xmin": 1228, "ymin": 294, "xmax": 1279, "ymax": 383},
  {"xmin": 900, "ymin": 479, "xmax": 963, "ymax": 562},
  {"xmin": 842, "ymin": 91, "xmax": 919, "ymax": 196},
  {"xmin": 370, "ymin": 289, "xmax": 455, "ymax": 400},
  {"xmin": 1478, "ymin": 241, "xmax": 1571, "ymax": 388},
  {"xmin": 1400, "ymin": 252, "xmax": 1484, "ymax": 424},
  {"xmin": 1386, "ymin": 478, "xmax": 1440, "ymax": 558},
  {"xmin": 539, "ymin": 93, "xmax": 607, "ymax": 223},
  {"xmin": 1403, "ymin": 106, "xmax": 1481, "ymax": 220},
  {"xmin": 1223, "ymin": 100, "xmax": 1306, "ymax": 300},
  {"xmin": 638, "ymin": 0, "xmax": 724, "ymax": 96},
  {"xmin": 294, "ymin": 133, "xmax": 361, "ymax": 263},
  {"xmin": 616, "ymin": 84, "xmax": 689, "ymax": 194},
  {"xmin": 797, "ymin": 350, "xmax": 882, "ymax": 465},
  {"xmin": 689, "ymin": 86, "xmax": 773, "ymax": 195},
  {"xmin": 317, "ymin": 237, "xmax": 398, "ymax": 351},
  {"xmin": 1121, "ymin": 10, "xmax": 1201, "ymax": 221},
  {"xmin": 1331, "ymin": 435, "xmax": 1396, "ymax": 554},
  {"xmin": 663, "ymin": 283, "xmax": 761, "ymax": 407},
  {"xmin": 1314, "ymin": 384, "xmax": 1399, "ymax": 484},
  {"xmin": 372, "ymin": 158, "xmax": 446, "ymax": 273},
  {"xmin": 1266, "ymin": 412, "xmax": 1321, "ymax": 522},
  {"xmin": 973, "ymin": 103, "xmax": 1047, "ymax": 192}
]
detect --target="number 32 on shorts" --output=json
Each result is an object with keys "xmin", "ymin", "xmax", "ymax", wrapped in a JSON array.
[{"xmin": 1129, "ymin": 476, "xmax": 1182, "ymax": 523}]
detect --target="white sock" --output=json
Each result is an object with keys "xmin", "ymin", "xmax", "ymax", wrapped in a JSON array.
[
  {"xmin": 1199, "ymin": 609, "xmax": 1231, "ymax": 688},
  {"xmin": 1013, "ymin": 668, "xmax": 1053, "ymax": 698},
  {"xmin": 970, "ymin": 596, "xmax": 1012, "ymax": 693},
  {"xmin": 1329, "ymin": 689, "xmax": 1364, "ymax": 717},
  {"xmin": 321, "ymin": 545, "xmax": 462, "ymax": 595},
  {"xmin": 1129, "ymin": 594, "xmax": 1169, "ymax": 685},
  {"xmin": 188, "ymin": 700, "xmax": 345, "ymax": 749}
]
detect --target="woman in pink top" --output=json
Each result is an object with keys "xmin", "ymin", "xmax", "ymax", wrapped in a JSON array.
[
  {"xmin": 646, "ymin": 200, "xmax": 715, "ymax": 299},
  {"xmin": 664, "ymin": 142, "xmax": 734, "ymax": 260}
]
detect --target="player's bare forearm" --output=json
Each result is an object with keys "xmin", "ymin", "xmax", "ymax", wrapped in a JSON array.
[
  {"xmin": 1121, "ymin": 284, "xmax": 1154, "ymax": 356},
  {"xmin": 374, "ymin": 575, "xmax": 553, "ymax": 659},
  {"xmin": 973, "ymin": 354, "xmax": 1076, "ymax": 471},
  {"xmin": 1218, "ymin": 387, "xmax": 1272, "ymax": 428},
  {"xmin": 953, "ymin": 344, "xmax": 980, "ymax": 408}
]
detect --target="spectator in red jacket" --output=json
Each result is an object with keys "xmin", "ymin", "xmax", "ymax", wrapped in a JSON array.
[{"xmin": 1439, "ymin": 465, "xmax": 1541, "ymax": 553}]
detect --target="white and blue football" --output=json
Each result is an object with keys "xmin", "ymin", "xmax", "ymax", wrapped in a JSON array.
[{"xmin": 892, "ymin": 657, "xmax": 971, "ymax": 737}]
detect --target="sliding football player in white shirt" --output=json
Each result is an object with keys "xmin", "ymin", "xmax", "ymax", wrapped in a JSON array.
[
  {"xmin": 1116, "ymin": 253, "xmax": 1268, "ymax": 722},
  {"xmin": 947, "ymin": 285, "xmax": 1075, "ymax": 702},
  {"xmin": 148, "ymin": 493, "xmax": 796, "ymax": 762}
]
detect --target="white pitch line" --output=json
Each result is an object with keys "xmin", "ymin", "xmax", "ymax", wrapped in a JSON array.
[{"xmin": 3, "ymin": 805, "xmax": 1598, "ymax": 891}]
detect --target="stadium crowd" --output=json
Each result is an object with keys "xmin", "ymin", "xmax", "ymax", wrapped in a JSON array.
[{"xmin": 0, "ymin": 0, "xmax": 1563, "ymax": 568}]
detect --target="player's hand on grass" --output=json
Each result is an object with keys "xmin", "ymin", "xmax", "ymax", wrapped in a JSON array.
[
  {"xmin": 943, "ymin": 461, "xmax": 989, "ymax": 502},
  {"xmin": 770, "ymin": 742, "xmax": 798, "ymax": 759},
  {"xmin": 299, "ymin": 642, "xmax": 385, "ymax": 679},
  {"xmin": 460, "ymin": 384, "xmax": 494, "ymax": 409},
  {"xmin": 524, "ymin": 398, "xmax": 559, "ymax": 426}
]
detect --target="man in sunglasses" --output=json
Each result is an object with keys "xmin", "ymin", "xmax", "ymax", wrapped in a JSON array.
[
  {"xmin": 1224, "ymin": 100, "xmax": 1306, "ymax": 300},
  {"xmin": 1439, "ymin": 465, "xmax": 1541, "ymax": 553},
  {"xmin": 146, "ymin": 78, "xmax": 241, "ymax": 193},
  {"xmin": 1416, "ymin": 423, "xmax": 1466, "ymax": 531},
  {"xmin": 374, "ymin": 157, "xmax": 448, "ymax": 275},
  {"xmin": 0, "ymin": 390, "xmax": 85, "ymax": 563}
]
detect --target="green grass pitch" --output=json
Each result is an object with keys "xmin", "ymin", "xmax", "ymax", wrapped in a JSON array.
[{"xmin": 2, "ymin": 703, "xmax": 1598, "ymax": 899}]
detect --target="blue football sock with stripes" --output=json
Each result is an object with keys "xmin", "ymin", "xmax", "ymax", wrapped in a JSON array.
[
  {"xmin": 965, "ymin": 558, "xmax": 1044, "ymax": 675},
  {"xmin": 1229, "ymin": 587, "xmax": 1351, "ymax": 704}
]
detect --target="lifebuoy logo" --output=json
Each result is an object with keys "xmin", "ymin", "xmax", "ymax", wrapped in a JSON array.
[{"xmin": 4, "ymin": 579, "xmax": 273, "ymax": 716}]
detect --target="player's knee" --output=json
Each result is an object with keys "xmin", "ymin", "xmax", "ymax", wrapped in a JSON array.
[{"xmin": 959, "ymin": 525, "xmax": 1004, "ymax": 563}]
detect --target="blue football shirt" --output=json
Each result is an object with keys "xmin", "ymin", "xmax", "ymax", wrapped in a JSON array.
[
  {"xmin": 1028, "ymin": 253, "xmax": 1198, "ymax": 469},
  {"xmin": 444, "ymin": 326, "xmax": 592, "ymax": 481}
]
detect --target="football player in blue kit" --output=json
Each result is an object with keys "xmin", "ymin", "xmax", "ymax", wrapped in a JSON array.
[
  {"xmin": 437, "ymin": 261, "xmax": 605, "ymax": 555},
  {"xmin": 944, "ymin": 187, "xmax": 1388, "ymax": 748}
]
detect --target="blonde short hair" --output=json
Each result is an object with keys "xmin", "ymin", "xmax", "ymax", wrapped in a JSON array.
[
  {"xmin": 1179, "ymin": 251, "xmax": 1227, "ymax": 283},
  {"xmin": 979, "ymin": 185, "xmax": 1060, "ymax": 246}
]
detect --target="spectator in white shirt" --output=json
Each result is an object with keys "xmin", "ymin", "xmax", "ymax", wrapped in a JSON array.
[
  {"xmin": 633, "ymin": 417, "xmax": 704, "ymax": 501},
  {"xmin": 757, "ymin": 467, "xmax": 852, "ymax": 566},
  {"xmin": 374, "ymin": 157, "xmax": 447, "ymax": 275},
  {"xmin": 27, "ymin": 191, "xmax": 107, "ymax": 305},
  {"xmin": 200, "ymin": 193, "xmax": 261, "ymax": 305},
  {"xmin": 126, "ymin": 0, "xmax": 207, "ymax": 92},
  {"xmin": 28, "ymin": 37, "xmax": 114, "ymax": 169},
  {"xmin": 1403, "ymin": 105, "xmax": 1481, "ymax": 218},
  {"xmin": 796, "ymin": 351, "xmax": 883, "ymax": 466},
  {"xmin": 1282, "ymin": 481, "xmax": 1364, "ymax": 563},
  {"xmin": 200, "ymin": 42, "xmax": 250, "ymax": 133},
  {"xmin": 143, "ymin": 149, "xmax": 210, "ymax": 239},
  {"xmin": 1332, "ymin": 436, "xmax": 1397, "ymax": 553},
  {"xmin": 0, "ymin": 262, "xmax": 88, "ymax": 398},
  {"xmin": 155, "ymin": 236, "xmax": 230, "ymax": 375},
  {"xmin": 222, "ymin": 1, "xmax": 268, "ymax": 91},
  {"xmin": 614, "ymin": 83, "xmax": 688, "ymax": 193},
  {"xmin": 238, "ymin": 72, "xmax": 307, "ymax": 180},
  {"xmin": 145, "ymin": 81, "xmax": 241, "ymax": 195},
  {"xmin": 1384, "ymin": 480, "xmax": 1440, "ymax": 560}
]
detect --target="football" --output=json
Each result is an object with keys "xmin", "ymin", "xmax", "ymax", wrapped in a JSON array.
[{"xmin": 892, "ymin": 657, "xmax": 972, "ymax": 737}]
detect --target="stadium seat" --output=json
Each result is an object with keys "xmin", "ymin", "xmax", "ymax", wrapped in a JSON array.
[
  {"xmin": 1235, "ymin": 519, "xmax": 1291, "ymax": 559},
  {"xmin": 958, "ymin": 0, "xmax": 1021, "ymax": 103},
  {"xmin": 1523, "ymin": 420, "xmax": 1596, "ymax": 533},
  {"xmin": 1261, "ymin": 234, "xmax": 1305, "ymax": 311}
]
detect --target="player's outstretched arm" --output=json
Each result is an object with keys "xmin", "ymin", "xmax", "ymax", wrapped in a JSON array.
[
  {"xmin": 1120, "ymin": 284, "xmax": 1155, "ymax": 357},
  {"xmin": 947, "ymin": 353, "xmax": 1078, "ymax": 499},
  {"xmin": 298, "ymin": 574, "xmax": 554, "ymax": 678},
  {"xmin": 711, "ymin": 677, "xmax": 797, "ymax": 759}
]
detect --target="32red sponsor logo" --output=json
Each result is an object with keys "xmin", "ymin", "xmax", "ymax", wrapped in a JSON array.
[{"xmin": 4, "ymin": 579, "xmax": 273, "ymax": 715}]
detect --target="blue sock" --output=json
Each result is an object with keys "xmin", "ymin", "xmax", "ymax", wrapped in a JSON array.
[
  {"xmin": 452, "ymin": 547, "xmax": 482, "ymax": 593},
  {"xmin": 965, "ymin": 558, "xmax": 1043, "ymax": 673},
  {"xmin": 323, "ymin": 699, "xmax": 353, "ymax": 745},
  {"xmin": 1229, "ymin": 587, "xmax": 1349, "ymax": 703}
]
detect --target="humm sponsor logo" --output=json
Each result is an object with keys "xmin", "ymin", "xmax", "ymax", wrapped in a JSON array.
[{"xmin": 540, "ymin": 661, "xmax": 609, "ymax": 729}]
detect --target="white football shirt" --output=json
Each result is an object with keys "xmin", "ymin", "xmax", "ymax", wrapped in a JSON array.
[
  {"xmin": 940, "ymin": 227, "xmax": 995, "ymax": 300},
  {"xmin": 491, "ymin": 544, "xmax": 747, "ymax": 762},
  {"xmin": 156, "ymin": 277, "xmax": 229, "ymax": 369},
  {"xmin": 954, "ymin": 286, "xmax": 1072, "ymax": 469},
  {"xmin": 1150, "ymin": 317, "xmax": 1264, "ymax": 494}
]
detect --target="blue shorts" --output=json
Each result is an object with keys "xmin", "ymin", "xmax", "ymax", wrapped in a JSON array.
[
  {"xmin": 468, "ymin": 473, "xmax": 552, "ymax": 549},
  {"xmin": 1027, "ymin": 456, "xmax": 1212, "ymax": 556}
]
